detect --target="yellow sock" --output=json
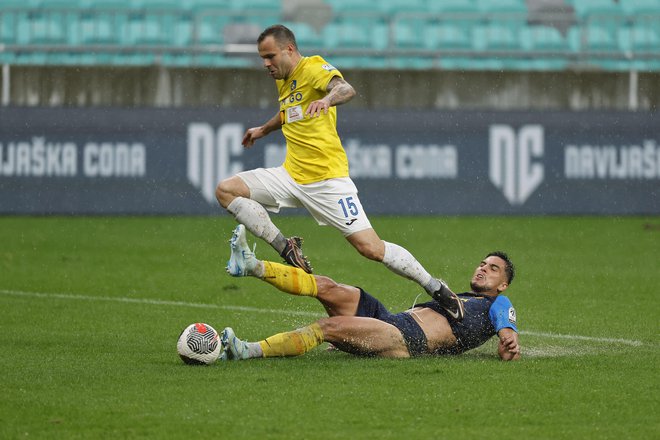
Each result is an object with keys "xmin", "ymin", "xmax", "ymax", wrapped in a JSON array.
[
  {"xmin": 262, "ymin": 261, "xmax": 317, "ymax": 297},
  {"xmin": 258, "ymin": 323, "xmax": 324, "ymax": 357}
]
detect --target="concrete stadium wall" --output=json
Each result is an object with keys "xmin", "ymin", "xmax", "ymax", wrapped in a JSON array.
[{"xmin": 2, "ymin": 66, "xmax": 659, "ymax": 111}]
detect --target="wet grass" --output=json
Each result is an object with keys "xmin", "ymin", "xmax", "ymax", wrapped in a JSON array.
[{"xmin": 0, "ymin": 215, "xmax": 657, "ymax": 439}]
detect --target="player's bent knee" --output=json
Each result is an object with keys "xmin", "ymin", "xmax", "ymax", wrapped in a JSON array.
[{"xmin": 215, "ymin": 178, "xmax": 244, "ymax": 207}]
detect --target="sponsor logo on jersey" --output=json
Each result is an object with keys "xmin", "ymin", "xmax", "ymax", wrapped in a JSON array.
[
  {"xmin": 508, "ymin": 307, "xmax": 517, "ymax": 324},
  {"xmin": 322, "ymin": 64, "xmax": 336, "ymax": 72}
]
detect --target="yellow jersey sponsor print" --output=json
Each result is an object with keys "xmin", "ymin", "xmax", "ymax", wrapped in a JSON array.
[{"xmin": 276, "ymin": 56, "xmax": 349, "ymax": 184}]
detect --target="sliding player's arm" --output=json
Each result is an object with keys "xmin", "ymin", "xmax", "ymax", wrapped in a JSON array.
[{"xmin": 497, "ymin": 327, "xmax": 521, "ymax": 361}]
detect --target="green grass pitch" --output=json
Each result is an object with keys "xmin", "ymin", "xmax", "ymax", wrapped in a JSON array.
[{"xmin": 0, "ymin": 215, "xmax": 658, "ymax": 439}]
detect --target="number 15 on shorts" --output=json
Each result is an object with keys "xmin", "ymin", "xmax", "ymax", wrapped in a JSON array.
[{"xmin": 338, "ymin": 196, "xmax": 359, "ymax": 219}]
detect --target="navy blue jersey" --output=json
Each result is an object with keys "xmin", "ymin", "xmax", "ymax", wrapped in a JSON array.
[
  {"xmin": 356, "ymin": 289, "xmax": 518, "ymax": 356},
  {"xmin": 420, "ymin": 293, "xmax": 518, "ymax": 354}
]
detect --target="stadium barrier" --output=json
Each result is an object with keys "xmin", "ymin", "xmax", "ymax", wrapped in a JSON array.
[{"xmin": 0, "ymin": 106, "xmax": 657, "ymax": 215}]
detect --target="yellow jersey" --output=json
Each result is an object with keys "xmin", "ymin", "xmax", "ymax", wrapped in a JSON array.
[{"xmin": 276, "ymin": 56, "xmax": 349, "ymax": 184}]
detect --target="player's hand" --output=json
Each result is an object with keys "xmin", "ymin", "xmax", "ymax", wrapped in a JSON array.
[
  {"xmin": 497, "ymin": 329, "xmax": 521, "ymax": 361},
  {"xmin": 242, "ymin": 127, "xmax": 263, "ymax": 148},
  {"xmin": 305, "ymin": 98, "xmax": 330, "ymax": 118}
]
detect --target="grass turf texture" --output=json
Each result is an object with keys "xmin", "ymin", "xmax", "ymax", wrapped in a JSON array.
[{"xmin": 0, "ymin": 215, "xmax": 657, "ymax": 439}]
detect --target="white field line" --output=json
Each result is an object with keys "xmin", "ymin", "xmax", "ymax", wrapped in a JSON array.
[{"xmin": 0, "ymin": 289, "xmax": 646, "ymax": 347}]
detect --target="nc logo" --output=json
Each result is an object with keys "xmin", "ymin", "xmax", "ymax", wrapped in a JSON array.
[
  {"xmin": 489, "ymin": 125, "xmax": 544, "ymax": 206},
  {"xmin": 187, "ymin": 123, "xmax": 244, "ymax": 204}
]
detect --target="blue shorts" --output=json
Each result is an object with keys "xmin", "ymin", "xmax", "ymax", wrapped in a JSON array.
[{"xmin": 355, "ymin": 288, "xmax": 428, "ymax": 356}]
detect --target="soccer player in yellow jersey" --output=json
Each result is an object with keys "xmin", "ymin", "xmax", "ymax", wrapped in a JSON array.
[{"xmin": 216, "ymin": 25, "xmax": 464, "ymax": 320}]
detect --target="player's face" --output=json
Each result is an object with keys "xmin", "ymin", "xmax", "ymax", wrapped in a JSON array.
[
  {"xmin": 470, "ymin": 255, "xmax": 509, "ymax": 295},
  {"xmin": 258, "ymin": 36, "xmax": 296, "ymax": 80}
]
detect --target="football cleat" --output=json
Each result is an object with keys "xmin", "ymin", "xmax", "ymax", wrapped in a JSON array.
[
  {"xmin": 219, "ymin": 327, "xmax": 250, "ymax": 361},
  {"xmin": 431, "ymin": 281, "xmax": 465, "ymax": 321},
  {"xmin": 226, "ymin": 224, "xmax": 258, "ymax": 277},
  {"xmin": 280, "ymin": 236, "xmax": 313, "ymax": 274}
]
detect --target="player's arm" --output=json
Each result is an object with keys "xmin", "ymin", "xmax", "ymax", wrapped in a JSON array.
[
  {"xmin": 305, "ymin": 76, "xmax": 356, "ymax": 117},
  {"xmin": 497, "ymin": 327, "xmax": 521, "ymax": 361},
  {"xmin": 242, "ymin": 112, "xmax": 282, "ymax": 148}
]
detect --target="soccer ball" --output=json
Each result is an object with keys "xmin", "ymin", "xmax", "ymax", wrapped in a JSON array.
[{"xmin": 177, "ymin": 323, "xmax": 223, "ymax": 365}]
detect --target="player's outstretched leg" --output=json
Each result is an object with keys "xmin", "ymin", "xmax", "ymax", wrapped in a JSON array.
[
  {"xmin": 226, "ymin": 224, "xmax": 259, "ymax": 277},
  {"xmin": 280, "ymin": 236, "xmax": 313, "ymax": 274},
  {"xmin": 430, "ymin": 281, "xmax": 465, "ymax": 321}
]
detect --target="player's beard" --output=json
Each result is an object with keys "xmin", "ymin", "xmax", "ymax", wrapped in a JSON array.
[{"xmin": 470, "ymin": 280, "xmax": 488, "ymax": 293}]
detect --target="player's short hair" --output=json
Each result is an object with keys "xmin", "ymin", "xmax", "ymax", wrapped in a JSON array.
[
  {"xmin": 486, "ymin": 251, "xmax": 515, "ymax": 285},
  {"xmin": 258, "ymin": 24, "xmax": 298, "ymax": 50}
]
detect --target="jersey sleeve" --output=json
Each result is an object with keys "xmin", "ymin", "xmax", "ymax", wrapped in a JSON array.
[
  {"xmin": 309, "ymin": 57, "xmax": 343, "ymax": 91},
  {"xmin": 489, "ymin": 295, "xmax": 518, "ymax": 333}
]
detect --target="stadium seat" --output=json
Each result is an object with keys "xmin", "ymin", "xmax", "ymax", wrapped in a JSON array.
[
  {"xmin": 128, "ymin": 10, "xmax": 182, "ymax": 46},
  {"xmin": 566, "ymin": 0, "xmax": 622, "ymax": 19},
  {"xmin": 0, "ymin": 3, "xmax": 30, "ymax": 45},
  {"xmin": 521, "ymin": 25, "xmax": 571, "ymax": 70},
  {"xmin": 619, "ymin": 0, "xmax": 660, "ymax": 17},
  {"xmin": 190, "ymin": 10, "xmax": 231, "ymax": 45},
  {"xmin": 391, "ymin": 17, "xmax": 429, "ymax": 49},
  {"xmin": 79, "ymin": 1, "xmax": 131, "ymax": 45},
  {"xmin": 473, "ymin": 24, "xmax": 524, "ymax": 51},
  {"xmin": 619, "ymin": 26, "xmax": 660, "ymax": 53},
  {"xmin": 26, "ymin": 0, "xmax": 84, "ymax": 45},
  {"xmin": 569, "ymin": 23, "xmax": 621, "ymax": 53},
  {"xmin": 322, "ymin": 22, "xmax": 387, "ymax": 50},
  {"xmin": 427, "ymin": 0, "xmax": 478, "ymax": 14},
  {"xmin": 477, "ymin": 0, "xmax": 527, "ymax": 14},
  {"xmin": 281, "ymin": 21, "xmax": 323, "ymax": 48},
  {"xmin": 323, "ymin": 0, "xmax": 374, "ymax": 14},
  {"xmin": 424, "ymin": 23, "xmax": 473, "ymax": 51},
  {"xmin": 378, "ymin": 0, "xmax": 428, "ymax": 15},
  {"xmin": 522, "ymin": 25, "xmax": 571, "ymax": 52}
]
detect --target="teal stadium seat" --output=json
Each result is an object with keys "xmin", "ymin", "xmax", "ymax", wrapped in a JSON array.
[
  {"xmin": 391, "ymin": 16, "xmax": 429, "ymax": 49},
  {"xmin": 424, "ymin": 23, "xmax": 473, "ymax": 51},
  {"xmin": 619, "ymin": 0, "xmax": 660, "ymax": 17},
  {"xmin": 191, "ymin": 9, "xmax": 231, "ymax": 45},
  {"xmin": 281, "ymin": 21, "xmax": 323, "ymax": 49},
  {"xmin": 473, "ymin": 23, "xmax": 524, "ymax": 52},
  {"xmin": 622, "ymin": 26, "xmax": 660, "ymax": 52},
  {"xmin": 427, "ymin": 0, "xmax": 478, "ymax": 14},
  {"xmin": 568, "ymin": 24, "xmax": 620, "ymax": 53},
  {"xmin": 477, "ymin": 0, "xmax": 527, "ymax": 14},
  {"xmin": 0, "ymin": 1, "xmax": 32, "ymax": 45},
  {"xmin": 324, "ymin": 0, "xmax": 375, "ymax": 14},
  {"xmin": 27, "ymin": 0, "xmax": 83, "ymax": 45},
  {"xmin": 79, "ymin": 1, "xmax": 131, "ymax": 45},
  {"xmin": 566, "ymin": 0, "xmax": 622, "ymax": 20},
  {"xmin": 377, "ymin": 0, "xmax": 428, "ymax": 15},
  {"xmin": 521, "ymin": 25, "xmax": 571, "ymax": 70},
  {"xmin": 228, "ymin": 0, "xmax": 281, "ymax": 29},
  {"xmin": 322, "ymin": 21, "xmax": 387, "ymax": 51}
]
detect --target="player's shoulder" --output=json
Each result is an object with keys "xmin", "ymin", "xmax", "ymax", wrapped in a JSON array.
[
  {"xmin": 305, "ymin": 55, "xmax": 341, "ymax": 74},
  {"xmin": 493, "ymin": 294, "xmax": 513, "ymax": 307}
]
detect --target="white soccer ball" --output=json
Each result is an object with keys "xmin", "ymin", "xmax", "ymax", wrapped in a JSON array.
[{"xmin": 177, "ymin": 323, "xmax": 223, "ymax": 365}]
